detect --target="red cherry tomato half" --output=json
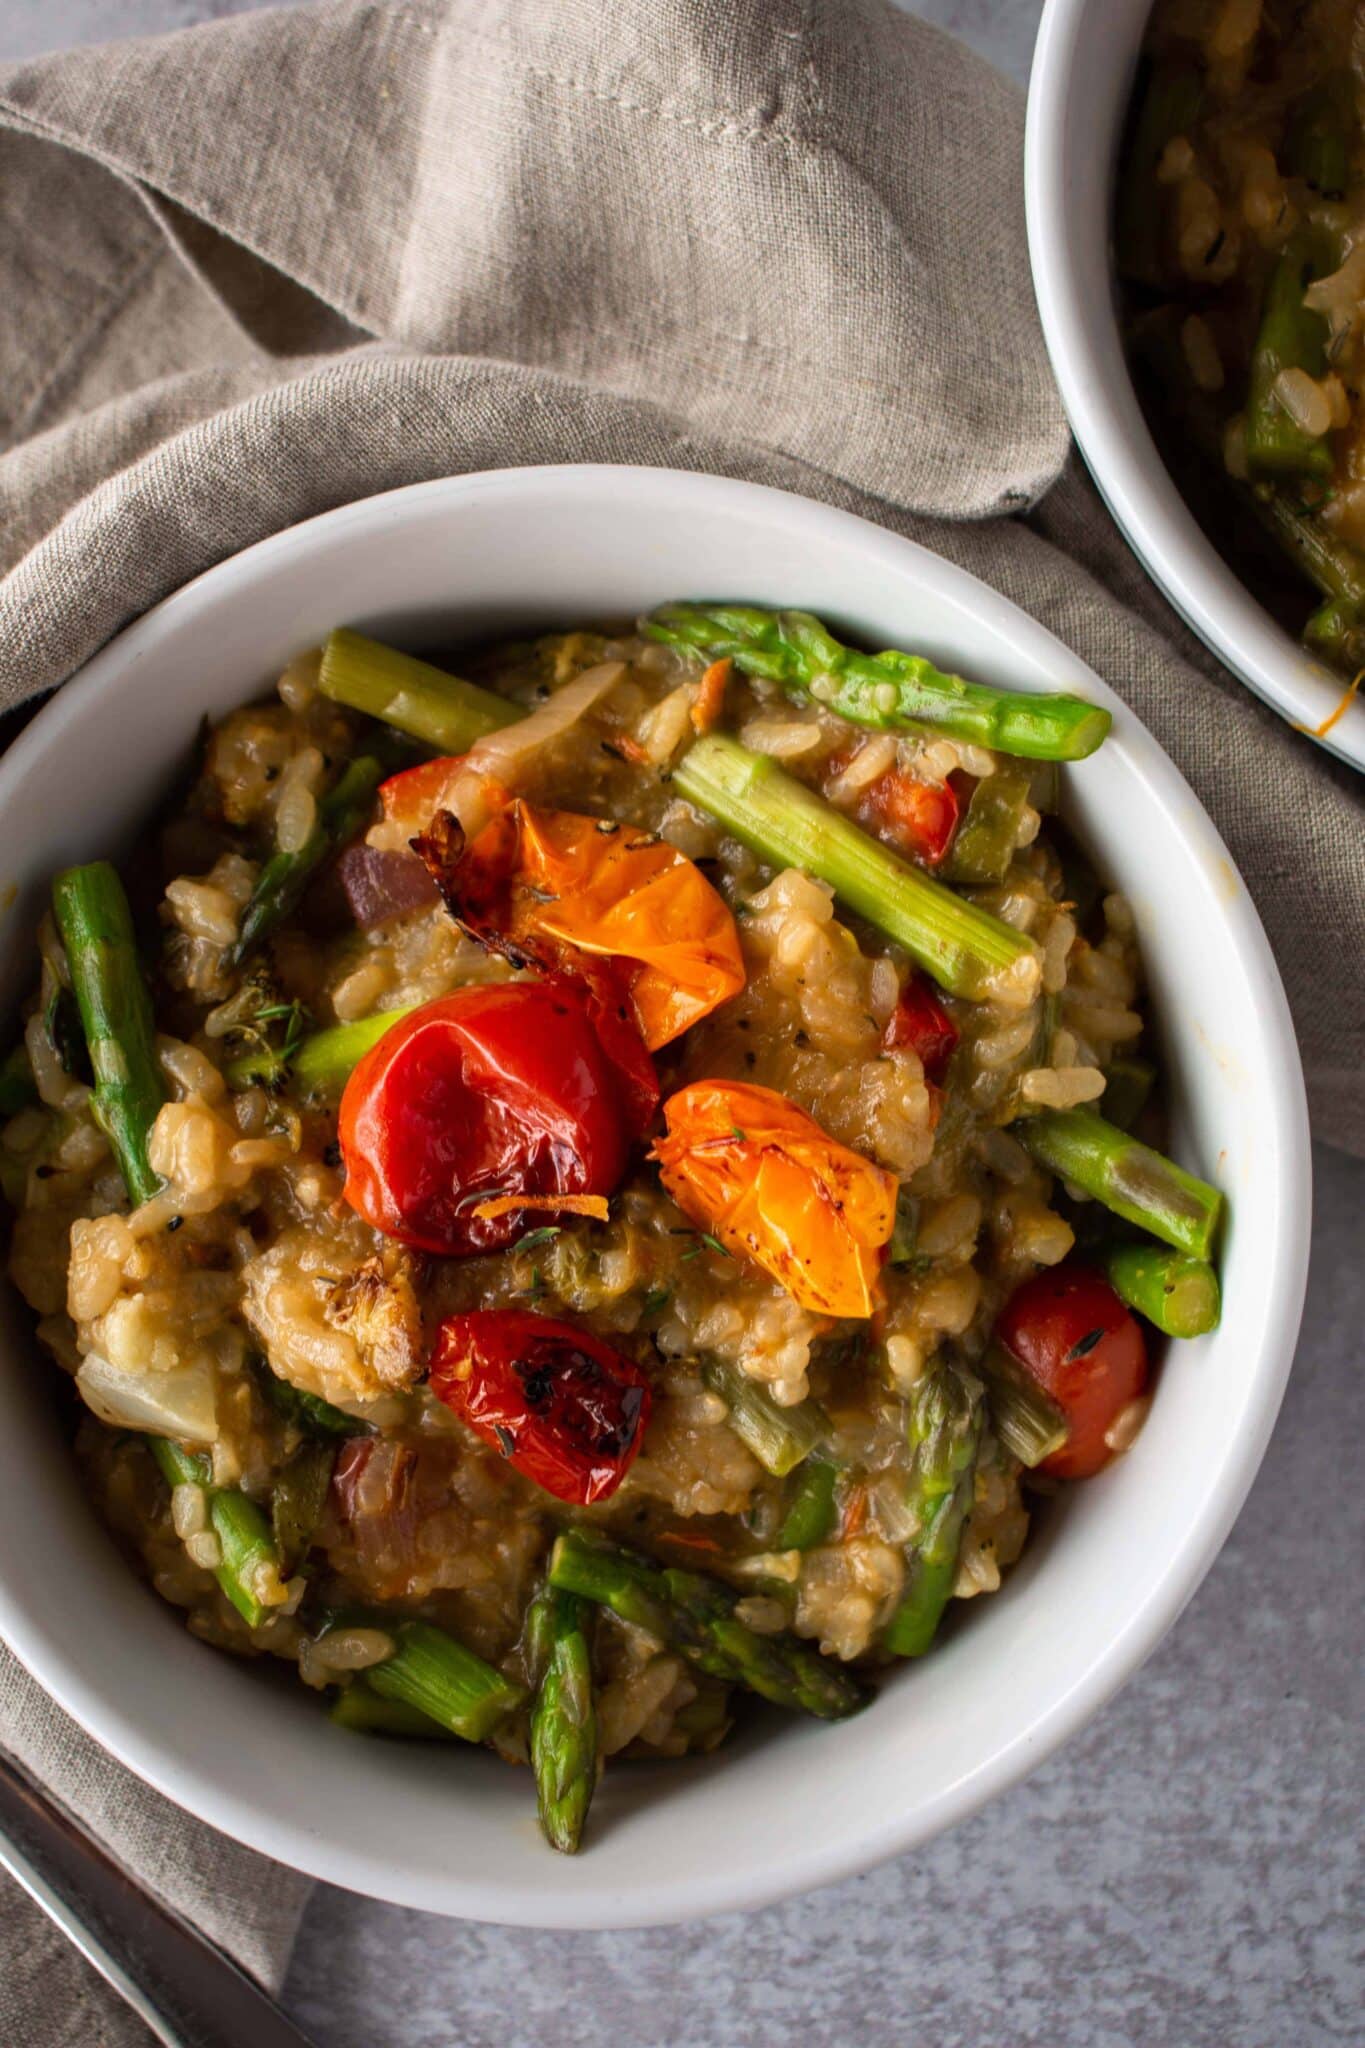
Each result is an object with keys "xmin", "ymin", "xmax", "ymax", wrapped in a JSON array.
[
  {"xmin": 338, "ymin": 981, "xmax": 633, "ymax": 1257},
  {"xmin": 996, "ymin": 1265, "xmax": 1149, "ymax": 1479},
  {"xmin": 429, "ymin": 1309, "xmax": 652, "ymax": 1504},
  {"xmin": 882, "ymin": 974, "xmax": 960, "ymax": 1082},
  {"xmin": 828, "ymin": 751, "xmax": 960, "ymax": 867}
]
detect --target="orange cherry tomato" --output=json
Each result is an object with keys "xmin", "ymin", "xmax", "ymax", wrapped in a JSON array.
[
  {"xmin": 414, "ymin": 796, "xmax": 745, "ymax": 1051},
  {"xmin": 651, "ymin": 1080, "xmax": 896, "ymax": 1318},
  {"xmin": 995, "ymin": 1265, "xmax": 1149, "ymax": 1479},
  {"xmin": 429, "ymin": 1309, "xmax": 652, "ymax": 1504},
  {"xmin": 338, "ymin": 982, "xmax": 634, "ymax": 1257}
]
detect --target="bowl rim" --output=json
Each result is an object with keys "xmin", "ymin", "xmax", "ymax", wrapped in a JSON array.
[
  {"xmin": 0, "ymin": 465, "xmax": 1313, "ymax": 1925},
  {"xmin": 1024, "ymin": 0, "xmax": 1365, "ymax": 774}
]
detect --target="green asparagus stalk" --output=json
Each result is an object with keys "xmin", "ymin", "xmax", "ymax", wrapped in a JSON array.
[
  {"xmin": 700, "ymin": 1358, "xmax": 824, "ymax": 1477},
  {"xmin": 328, "ymin": 1677, "xmax": 456, "ymax": 1738},
  {"xmin": 775, "ymin": 1454, "xmax": 841, "ymax": 1550},
  {"xmin": 1116, "ymin": 61, "xmax": 1201, "ymax": 287},
  {"xmin": 673, "ymin": 735, "xmax": 1042, "ymax": 1004},
  {"xmin": 1245, "ymin": 232, "xmax": 1335, "ymax": 480},
  {"xmin": 230, "ymin": 754, "xmax": 386, "ymax": 968},
  {"xmin": 946, "ymin": 765, "xmax": 1034, "ymax": 886},
  {"xmin": 255, "ymin": 1361, "xmax": 371, "ymax": 1440},
  {"xmin": 1302, "ymin": 593, "xmax": 1365, "ymax": 670},
  {"xmin": 52, "ymin": 863, "xmax": 166, "ymax": 1208},
  {"xmin": 0, "ymin": 1041, "xmax": 37, "ymax": 1118},
  {"xmin": 318, "ymin": 629, "xmax": 519, "ymax": 752},
  {"xmin": 888, "ymin": 1189, "xmax": 920, "ymax": 1269},
  {"xmin": 1254, "ymin": 488, "xmax": 1365, "ymax": 609},
  {"xmin": 647, "ymin": 605, "xmax": 1110, "ymax": 761},
  {"xmin": 270, "ymin": 1441, "xmax": 336, "ymax": 1573},
  {"xmin": 1100, "ymin": 1056, "xmax": 1155, "ymax": 1133},
  {"xmin": 149, "ymin": 1438, "xmax": 281, "ymax": 1629},
  {"xmin": 526, "ymin": 1586, "xmax": 598, "ymax": 1855},
  {"xmin": 227, "ymin": 1006, "xmax": 419, "ymax": 1096},
  {"xmin": 1101, "ymin": 1241, "xmax": 1221, "ymax": 1339},
  {"xmin": 882, "ymin": 1362, "xmax": 982, "ymax": 1657},
  {"xmin": 1015, "ymin": 1107, "xmax": 1224, "ymax": 1259},
  {"xmin": 548, "ymin": 1527, "xmax": 869, "ymax": 1720},
  {"xmin": 977, "ymin": 1344, "xmax": 1070, "ymax": 1468},
  {"xmin": 332, "ymin": 1616, "xmax": 525, "ymax": 1742}
]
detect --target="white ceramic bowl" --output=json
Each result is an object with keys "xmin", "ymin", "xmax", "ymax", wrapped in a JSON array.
[
  {"xmin": 1026, "ymin": 0, "xmax": 1365, "ymax": 772},
  {"xmin": 0, "ymin": 467, "xmax": 1310, "ymax": 1926}
]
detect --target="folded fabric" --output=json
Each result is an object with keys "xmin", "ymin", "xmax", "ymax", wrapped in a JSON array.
[{"xmin": 0, "ymin": 1, "xmax": 1360, "ymax": 2040}]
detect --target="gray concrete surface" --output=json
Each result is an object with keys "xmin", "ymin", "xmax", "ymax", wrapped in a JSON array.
[{"xmin": 3, "ymin": 3, "xmax": 1361, "ymax": 2044}]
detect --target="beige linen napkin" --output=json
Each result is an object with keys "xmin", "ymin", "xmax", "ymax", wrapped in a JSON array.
[{"xmin": 0, "ymin": 0, "xmax": 1360, "ymax": 2039}]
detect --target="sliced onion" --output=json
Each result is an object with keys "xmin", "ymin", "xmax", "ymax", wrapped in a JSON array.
[{"xmin": 77, "ymin": 1354, "xmax": 219, "ymax": 1442}]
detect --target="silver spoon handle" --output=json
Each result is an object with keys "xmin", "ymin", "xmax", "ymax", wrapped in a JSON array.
[{"xmin": 0, "ymin": 1740, "xmax": 318, "ymax": 2048}]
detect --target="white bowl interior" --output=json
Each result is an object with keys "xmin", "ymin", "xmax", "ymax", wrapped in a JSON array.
[
  {"xmin": 1026, "ymin": 0, "xmax": 1365, "ymax": 770},
  {"xmin": 0, "ymin": 468, "xmax": 1310, "ymax": 1925}
]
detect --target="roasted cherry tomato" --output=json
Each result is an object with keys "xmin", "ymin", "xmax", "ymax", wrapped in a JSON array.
[
  {"xmin": 882, "ymin": 974, "xmax": 959, "ymax": 1082},
  {"xmin": 429, "ymin": 1309, "xmax": 652, "ymax": 1504},
  {"xmin": 995, "ymin": 1265, "xmax": 1149, "ymax": 1479},
  {"xmin": 338, "ymin": 981, "xmax": 633, "ymax": 1257},
  {"xmin": 827, "ymin": 750, "xmax": 960, "ymax": 867},
  {"xmin": 651, "ymin": 1080, "xmax": 897, "ymax": 1318}
]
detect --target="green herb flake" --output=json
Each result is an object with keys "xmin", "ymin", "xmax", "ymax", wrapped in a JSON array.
[{"xmin": 513, "ymin": 1225, "xmax": 562, "ymax": 1253}]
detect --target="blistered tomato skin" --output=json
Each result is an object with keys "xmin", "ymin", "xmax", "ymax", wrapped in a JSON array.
[
  {"xmin": 430, "ymin": 1310, "xmax": 652, "ymax": 1505},
  {"xmin": 338, "ymin": 981, "xmax": 632, "ymax": 1257},
  {"xmin": 882, "ymin": 975, "xmax": 959, "ymax": 1083},
  {"xmin": 996, "ymin": 1265, "xmax": 1149, "ymax": 1479}
]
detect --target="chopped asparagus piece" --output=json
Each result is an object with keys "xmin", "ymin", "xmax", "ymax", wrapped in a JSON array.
[
  {"xmin": 149, "ymin": 1439, "xmax": 279, "ymax": 1629},
  {"xmin": 318, "ymin": 630, "xmax": 519, "ymax": 752},
  {"xmin": 328, "ymin": 1678, "xmax": 456, "ymax": 1739},
  {"xmin": 229, "ymin": 1006, "xmax": 419, "ymax": 1097},
  {"xmin": 1116, "ymin": 62, "xmax": 1202, "ymax": 287},
  {"xmin": 977, "ymin": 1345, "xmax": 1070, "ymax": 1469},
  {"xmin": 330, "ymin": 1615, "xmax": 525, "ymax": 1743},
  {"xmin": 1015, "ymin": 1107, "xmax": 1224, "ymax": 1259},
  {"xmin": 256, "ymin": 1362, "xmax": 371, "ymax": 1440},
  {"xmin": 882, "ymin": 1362, "xmax": 982, "ymax": 1657},
  {"xmin": 230, "ymin": 754, "xmax": 386, "ymax": 967},
  {"xmin": 270, "ymin": 1441, "xmax": 335, "ymax": 1572},
  {"xmin": 52, "ymin": 863, "xmax": 166, "ymax": 1208},
  {"xmin": 526, "ymin": 1586, "xmax": 598, "ymax": 1855},
  {"xmin": 1245, "ymin": 232, "xmax": 1335, "ymax": 480},
  {"xmin": 700, "ymin": 1358, "xmax": 824, "ymax": 1477},
  {"xmin": 1285, "ymin": 78, "xmax": 1354, "ymax": 200},
  {"xmin": 549, "ymin": 1527, "xmax": 869, "ymax": 1719},
  {"xmin": 1102, "ymin": 1242, "xmax": 1221, "ymax": 1339},
  {"xmin": 775, "ymin": 1454, "xmax": 841, "ymax": 1551},
  {"xmin": 673, "ymin": 735, "xmax": 1042, "ymax": 1004},
  {"xmin": 946, "ymin": 765, "xmax": 1033, "ymax": 886},
  {"xmin": 647, "ymin": 605, "xmax": 1110, "ymax": 760}
]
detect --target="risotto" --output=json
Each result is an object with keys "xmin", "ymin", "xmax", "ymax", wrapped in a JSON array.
[
  {"xmin": 3, "ymin": 603, "xmax": 1224, "ymax": 1853},
  {"xmin": 1121, "ymin": 0, "xmax": 1365, "ymax": 700}
]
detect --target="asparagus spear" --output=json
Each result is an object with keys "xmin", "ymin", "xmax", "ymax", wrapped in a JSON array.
[
  {"xmin": 1303, "ymin": 593, "xmax": 1365, "ymax": 671},
  {"xmin": 325, "ymin": 1615, "xmax": 525, "ymax": 1742},
  {"xmin": 1245, "ymin": 232, "xmax": 1335, "ymax": 480},
  {"xmin": 1101, "ymin": 1241, "xmax": 1221, "ymax": 1339},
  {"xmin": 526, "ymin": 1586, "xmax": 598, "ymax": 1855},
  {"xmin": 700, "ymin": 1358, "xmax": 824, "ymax": 1477},
  {"xmin": 1015, "ymin": 1107, "xmax": 1224, "ymax": 1260},
  {"xmin": 647, "ymin": 605, "xmax": 1110, "ymax": 761},
  {"xmin": 270, "ymin": 1441, "xmax": 336, "ymax": 1573},
  {"xmin": 255, "ymin": 1361, "xmax": 371, "ymax": 1441},
  {"xmin": 227, "ymin": 1006, "xmax": 418, "ymax": 1096},
  {"xmin": 946, "ymin": 765, "xmax": 1033, "ymax": 886},
  {"xmin": 229, "ymin": 754, "xmax": 386, "ymax": 967},
  {"xmin": 548, "ymin": 1528, "xmax": 869, "ymax": 1719},
  {"xmin": 328, "ymin": 1677, "xmax": 456, "ymax": 1738},
  {"xmin": 882, "ymin": 1362, "xmax": 982, "ymax": 1657},
  {"xmin": 52, "ymin": 863, "xmax": 166, "ymax": 1208},
  {"xmin": 1116, "ymin": 61, "xmax": 1201, "ymax": 288},
  {"xmin": 672, "ymin": 735, "xmax": 1042, "ymax": 1005},
  {"xmin": 1285, "ymin": 77, "xmax": 1354, "ymax": 200},
  {"xmin": 775, "ymin": 1454, "xmax": 841, "ymax": 1550},
  {"xmin": 977, "ymin": 1343, "xmax": 1070, "ymax": 1468},
  {"xmin": 149, "ymin": 1439, "xmax": 281, "ymax": 1629},
  {"xmin": 318, "ymin": 629, "xmax": 519, "ymax": 752},
  {"xmin": 1100, "ymin": 1056, "xmax": 1155, "ymax": 1133}
]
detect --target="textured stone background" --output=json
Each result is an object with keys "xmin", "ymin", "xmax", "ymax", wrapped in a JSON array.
[{"xmin": 2, "ymin": 3, "xmax": 1361, "ymax": 2044}]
